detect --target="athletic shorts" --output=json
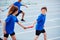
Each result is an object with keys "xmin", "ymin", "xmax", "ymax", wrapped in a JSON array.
[
  {"xmin": 4, "ymin": 32, "xmax": 15, "ymax": 38},
  {"xmin": 16, "ymin": 10, "xmax": 22, "ymax": 16},
  {"xmin": 36, "ymin": 29, "xmax": 46, "ymax": 36}
]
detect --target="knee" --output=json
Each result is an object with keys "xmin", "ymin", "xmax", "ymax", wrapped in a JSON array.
[
  {"xmin": 44, "ymin": 33, "xmax": 47, "ymax": 37},
  {"xmin": 22, "ymin": 12, "xmax": 25, "ymax": 15},
  {"xmin": 12, "ymin": 38, "xmax": 16, "ymax": 40},
  {"xmin": 34, "ymin": 38, "xmax": 37, "ymax": 40},
  {"xmin": 34, "ymin": 37, "xmax": 38, "ymax": 40},
  {"xmin": 3, "ymin": 38, "xmax": 7, "ymax": 40}
]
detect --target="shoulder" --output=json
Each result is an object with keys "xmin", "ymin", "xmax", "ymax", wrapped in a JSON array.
[
  {"xmin": 14, "ymin": 2, "xmax": 18, "ymax": 4},
  {"xmin": 38, "ymin": 14, "xmax": 42, "ymax": 17},
  {"xmin": 15, "ymin": 2, "xmax": 18, "ymax": 3},
  {"xmin": 7, "ymin": 15, "xmax": 13, "ymax": 18}
]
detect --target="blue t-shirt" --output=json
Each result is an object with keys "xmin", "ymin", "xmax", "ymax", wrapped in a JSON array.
[
  {"xmin": 5, "ymin": 15, "xmax": 19, "ymax": 34},
  {"xmin": 36, "ymin": 14, "xmax": 46, "ymax": 30},
  {"xmin": 14, "ymin": 2, "xmax": 23, "ymax": 12}
]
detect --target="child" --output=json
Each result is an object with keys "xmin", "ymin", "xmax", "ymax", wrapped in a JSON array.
[
  {"xmin": 3, "ymin": 6, "xmax": 27, "ymax": 40},
  {"xmin": 29, "ymin": 7, "xmax": 47, "ymax": 40},
  {"xmin": 7, "ymin": 0, "xmax": 28, "ymax": 21}
]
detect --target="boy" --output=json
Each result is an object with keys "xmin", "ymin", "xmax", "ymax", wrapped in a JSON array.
[
  {"xmin": 3, "ymin": 6, "xmax": 27, "ymax": 40},
  {"xmin": 7, "ymin": 0, "xmax": 28, "ymax": 21},
  {"xmin": 31, "ymin": 7, "xmax": 47, "ymax": 40}
]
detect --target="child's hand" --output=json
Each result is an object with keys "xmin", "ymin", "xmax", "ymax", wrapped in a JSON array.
[
  {"xmin": 23, "ymin": 27, "xmax": 28, "ymax": 29},
  {"xmin": 3, "ymin": 30, "xmax": 6, "ymax": 34},
  {"xmin": 28, "ymin": 25, "xmax": 34, "ymax": 28}
]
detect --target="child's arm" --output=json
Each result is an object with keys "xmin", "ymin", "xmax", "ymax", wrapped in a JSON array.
[
  {"xmin": 22, "ymin": 4, "xmax": 28, "ymax": 8},
  {"xmin": 17, "ymin": 22, "xmax": 27, "ymax": 29},
  {"xmin": 32, "ymin": 20, "xmax": 37, "ymax": 26},
  {"xmin": 3, "ymin": 22, "xmax": 6, "ymax": 34},
  {"xmin": 27, "ymin": 20, "xmax": 37, "ymax": 28}
]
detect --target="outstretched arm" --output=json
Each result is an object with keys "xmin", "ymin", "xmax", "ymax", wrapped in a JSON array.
[
  {"xmin": 27, "ymin": 20, "xmax": 37, "ymax": 28},
  {"xmin": 22, "ymin": 4, "xmax": 28, "ymax": 8},
  {"xmin": 3, "ymin": 21, "xmax": 6, "ymax": 34},
  {"xmin": 32, "ymin": 20, "xmax": 37, "ymax": 26},
  {"xmin": 17, "ymin": 22, "xmax": 27, "ymax": 29}
]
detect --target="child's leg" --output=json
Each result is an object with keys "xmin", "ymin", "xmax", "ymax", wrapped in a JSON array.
[
  {"xmin": 43, "ymin": 32, "xmax": 47, "ymax": 40},
  {"xmin": 11, "ymin": 35, "xmax": 16, "ymax": 40},
  {"xmin": 3, "ymin": 34, "xmax": 9, "ymax": 40},
  {"xmin": 15, "ymin": 10, "xmax": 25, "ymax": 21},
  {"xmin": 34, "ymin": 30, "xmax": 41, "ymax": 40},
  {"xmin": 21, "ymin": 11, "xmax": 25, "ymax": 20},
  {"xmin": 3, "ymin": 37, "xmax": 7, "ymax": 40},
  {"xmin": 10, "ymin": 32, "xmax": 16, "ymax": 40},
  {"xmin": 34, "ymin": 35, "xmax": 39, "ymax": 40}
]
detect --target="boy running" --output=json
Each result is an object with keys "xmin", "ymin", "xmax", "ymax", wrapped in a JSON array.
[{"xmin": 7, "ymin": 0, "xmax": 28, "ymax": 21}]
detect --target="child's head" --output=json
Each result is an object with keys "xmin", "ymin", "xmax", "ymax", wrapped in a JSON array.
[
  {"xmin": 8, "ymin": 6, "xmax": 18, "ymax": 16},
  {"xmin": 18, "ymin": 0, "xmax": 22, "ymax": 2},
  {"xmin": 41, "ymin": 7, "xmax": 47, "ymax": 14}
]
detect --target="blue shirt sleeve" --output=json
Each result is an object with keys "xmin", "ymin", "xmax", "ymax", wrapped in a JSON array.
[
  {"xmin": 37, "ymin": 15, "xmax": 42, "ymax": 22},
  {"xmin": 14, "ymin": 2, "xmax": 17, "ymax": 6},
  {"xmin": 14, "ymin": 2, "xmax": 23, "ymax": 6},
  {"xmin": 15, "ymin": 18, "xmax": 19, "ymax": 22},
  {"xmin": 20, "ymin": 3, "xmax": 23, "ymax": 6},
  {"xmin": 5, "ymin": 16, "xmax": 11, "ymax": 23}
]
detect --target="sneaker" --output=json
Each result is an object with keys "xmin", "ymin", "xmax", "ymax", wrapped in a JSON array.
[{"xmin": 21, "ymin": 19, "xmax": 25, "ymax": 22}]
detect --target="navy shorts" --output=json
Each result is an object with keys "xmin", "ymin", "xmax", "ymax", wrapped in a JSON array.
[
  {"xmin": 16, "ymin": 10, "xmax": 22, "ymax": 16},
  {"xmin": 4, "ymin": 32, "xmax": 15, "ymax": 38},
  {"xmin": 36, "ymin": 29, "xmax": 46, "ymax": 36}
]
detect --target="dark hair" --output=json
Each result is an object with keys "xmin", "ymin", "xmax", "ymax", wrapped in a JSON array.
[
  {"xmin": 8, "ymin": 5, "xmax": 18, "ymax": 15},
  {"xmin": 41, "ymin": 7, "xmax": 47, "ymax": 11}
]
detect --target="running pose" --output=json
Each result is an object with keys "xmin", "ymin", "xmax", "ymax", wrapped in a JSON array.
[
  {"xmin": 7, "ymin": 0, "xmax": 28, "ymax": 21},
  {"xmin": 3, "ymin": 6, "xmax": 27, "ymax": 40}
]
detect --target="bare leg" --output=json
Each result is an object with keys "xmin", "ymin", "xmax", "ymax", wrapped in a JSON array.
[
  {"xmin": 34, "ymin": 35, "xmax": 39, "ymax": 40},
  {"xmin": 11, "ymin": 35, "xmax": 16, "ymax": 40},
  {"xmin": 21, "ymin": 11, "xmax": 25, "ymax": 20},
  {"xmin": 3, "ymin": 37, "xmax": 7, "ymax": 40},
  {"xmin": 43, "ymin": 32, "xmax": 47, "ymax": 40}
]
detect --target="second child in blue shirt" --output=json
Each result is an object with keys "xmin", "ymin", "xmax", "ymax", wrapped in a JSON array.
[{"xmin": 29, "ymin": 7, "xmax": 47, "ymax": 40}]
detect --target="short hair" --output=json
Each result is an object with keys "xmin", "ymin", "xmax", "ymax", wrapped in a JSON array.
[{"xmin": 41, "ymin": 7, "xmax": 47, "ymax": 11}]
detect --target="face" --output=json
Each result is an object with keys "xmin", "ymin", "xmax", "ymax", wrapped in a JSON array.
[{"xmin": 41, "ymin": 9, "xmax": 47, "ymax": 14}]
